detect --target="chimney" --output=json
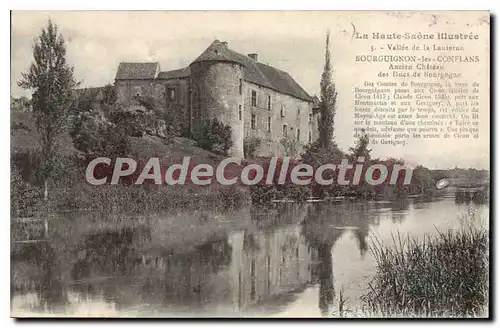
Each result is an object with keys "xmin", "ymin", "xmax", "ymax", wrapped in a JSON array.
[
  {"xmin": 221, "ymin": 41, "xmax": 228, "ymax": 47},
  {"xmin": 248, "ymin": 53, "xmax": 258, "ymax": 62}
]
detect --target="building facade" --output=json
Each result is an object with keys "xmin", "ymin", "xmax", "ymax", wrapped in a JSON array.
[{"xmin": 115, "ymin": 40, "xmax": 320, "ymax": 158}]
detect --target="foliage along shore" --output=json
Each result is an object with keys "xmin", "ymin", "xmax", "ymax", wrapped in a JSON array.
[
  {"xmin": 361, "ymin": 213, "xmax": 489, "ymax": 318},
  {"xmin": 11, "ymin": 105, "xmax": 490, "ymax": 218}
]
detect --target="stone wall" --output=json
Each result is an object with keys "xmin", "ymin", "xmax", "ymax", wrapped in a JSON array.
[
  {"xmin": 115, "ymin": 79, "xmax": 156, "ymax": 107},
  {"xmin": 156, "ymin": 78, "xmax": 190, "ymax": 137},
  {"xmin": 115, "ymin": 78, "xmax": 191, "ymax": 136},
  {"xmin": 190, "ymin": 61, "xmax": 244, "ymax": 158},
  {"xmin": 243, "ymin": 81, "xmax": 313, "ymax": 157}
]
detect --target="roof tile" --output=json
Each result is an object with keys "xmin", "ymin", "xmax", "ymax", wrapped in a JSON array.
[
  {"xmin": 191, "ymin": 40, "xmax": 313, "ymax": 101},
  {"xmin": 115, "ymin": 62, "xmax": 160, "ymax": 80}
]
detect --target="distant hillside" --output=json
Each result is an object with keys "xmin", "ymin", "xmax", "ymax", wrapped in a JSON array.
[{"xmin": 431, "ymin": 168, "xmax": 489, "ymax": 187}]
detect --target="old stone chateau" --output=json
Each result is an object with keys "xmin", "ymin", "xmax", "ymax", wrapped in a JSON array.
[{"xmin": 114, "ymin": 40, "xmax": 319, "ymax": 158}]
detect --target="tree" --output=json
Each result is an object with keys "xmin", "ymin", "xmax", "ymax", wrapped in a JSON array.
[
  {"xmin": 196, "ymin": 118, "xmax": 233, "ymax": 155},
  {"xmin": 244, "ymin": 136, "xmax": 262, "ymax": 159},
  {"xmin": 18, "ymin": 20, "xmax": 79, "ymax": 200},
  {"xmin": 101, "ymin": 83, "xmax": 117, "ymax": 107},
  {"xmin": 280, "ymin": 135, "xmax": 301, "ymax": 158},
  {"xmin": 317, "ymin": 30, "xmax": 338, "ymax": 149},
  {"xmin": 349, "ymin": 128, "xmax": 371, "ymax": 161},
  {"xmin": 70, "ymin": 109, "xmax": 130, "ymax": 158}
]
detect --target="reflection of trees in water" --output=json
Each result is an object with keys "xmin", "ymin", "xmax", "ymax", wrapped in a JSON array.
[
  {"xmin": 243, "ymin": 232, "xmax": 260, "ymax": 253},
  {"xmin": 70, "ymin": 226, "xmax": 232, "ymax": 310},
  {"xmin": 370, "ymin": 199, "xmax": 411, "ymax": 225},
  {"xmin": 412, "ymin": 194, "xmax": 435, "ymax": 209},
  {"xmin": 316, "ymin": 242, "xmax": 334, "ymax": 316},
  {"xmin": 71, "ymin": 227, "xmax": 151, "ymax": 284},
  {"xmin": 250, "ymin": 203, "xmax": 308, "ymax": 231},
  {"xmin": 11, "ymin": 243, "xmax": 67, "ymax": 312},
  {"xmin": 389, "ymin": 198, "xmax": 410, "ymax": 212},
  {"xmin": 455, "ymin": 189, "xmax": 488, "ymax": 205},
  {"xmin": 300, "ymin": 205, "xmax": 341, "ymax": 316},
  {"xmin": 300, "ymin": 202, "xmax": 375, "ymax": 316}
]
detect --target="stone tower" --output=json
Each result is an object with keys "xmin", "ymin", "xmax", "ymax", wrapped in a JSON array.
[{"xmin": 189, "ymin": 40, "xmax": 245, "ymax": 158}]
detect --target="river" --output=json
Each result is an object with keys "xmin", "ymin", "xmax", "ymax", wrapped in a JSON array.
[{"xmin": 10, "ymin": 191, "xmax": 488, "ymax": 317}]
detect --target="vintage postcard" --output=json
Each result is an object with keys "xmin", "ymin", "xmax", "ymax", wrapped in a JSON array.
[{"xmin": 10, "ymin": 11, "xmax": 490, "ymax": 318}]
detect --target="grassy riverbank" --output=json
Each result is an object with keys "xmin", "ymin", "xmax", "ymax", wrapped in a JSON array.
[{"xmin": 361, "ymin": 215, "xmax": 488, "ymax": 318}]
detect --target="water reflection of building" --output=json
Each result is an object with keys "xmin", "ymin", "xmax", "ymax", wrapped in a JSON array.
[{"xmin": 229, "ymin": 226, "xmax": 312, "ymax": 312}]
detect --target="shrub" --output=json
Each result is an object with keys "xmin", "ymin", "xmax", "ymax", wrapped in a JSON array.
[
  {"xmin": 363, "ymin": 220, "xmax": 488, "ymax": 317},
  {"xmin": 48, "ymin": 183, "xmax": 248, "ymax": 213},
  {"xmin": 11, "ymin": 164, "xmax": 43, "ymax": 217},
  {"xmin": 250, "ymin": 183, "xmax": 312, "ymax": 205},
  {"xmin": 196, "ymin": 118, "xmax": 233, "ymax": 155},
  {"xmin": 109, "ymin": 110, "xmax": 149, "ymax": 138},
  {"xmin": 280, "ymin": 136, "xmax": 301, "ymax": 157},
  {"xmin": 134, "ymin": 95, "xmax": 180, "ymax": 142},
  {"xmin": 302, "ymin": 139, "xmax": 345, "ymax": 167},
  {"xmin": 244, "ymin": 136, "xmax": 261, "ymax": 158},
  {"xmin": 11, "ymin": 149, "xmax": 44, "ymax": 187},
  {"xmin": 71, "ymin": 108, "xmax": 130, "ymax": 157}
]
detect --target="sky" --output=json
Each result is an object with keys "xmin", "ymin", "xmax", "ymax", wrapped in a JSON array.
[{"xmin": 10, "ymin": 11, "xmax": 490, "ymax": 170}]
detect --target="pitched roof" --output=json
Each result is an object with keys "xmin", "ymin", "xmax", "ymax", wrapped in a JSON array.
[
  {"xmin": 191, "ymin": 40, "xmax": 246, "ymax": 66},
  {"xmin": 157, "ymin": 67, "xmax": 191, "ymax": 79},
  {"xmin": 191, "ymin": 40, "xmax": 313, "ymax": 102},
  {"xmin": 115, "ymin": 62, "xmax": 160, "ymax": 80},
  {"xmin": 114, "ymin": 41, "xmax": 313, "ymax": 102}
]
